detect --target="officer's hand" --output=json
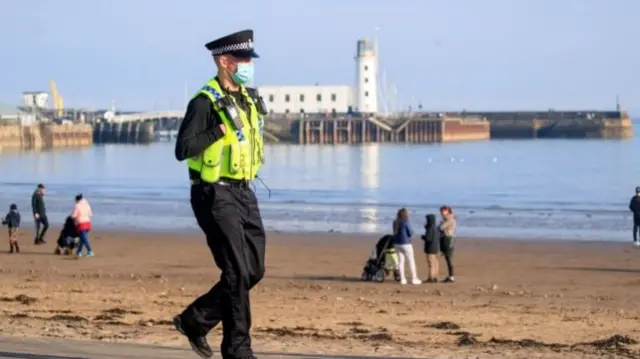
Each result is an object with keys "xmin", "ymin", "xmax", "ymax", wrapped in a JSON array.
[
  {"xmin": 219, "ymin": 123, "xmax": 227, "ymax": 134},
  {"xmin": 34, "ymin": 213, "xmax": 39, "ymax": 219}
]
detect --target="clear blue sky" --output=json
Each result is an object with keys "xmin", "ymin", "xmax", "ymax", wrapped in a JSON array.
[{"xmin": 1, "ymin": 0, "xmax": 638, "ymax": 113}]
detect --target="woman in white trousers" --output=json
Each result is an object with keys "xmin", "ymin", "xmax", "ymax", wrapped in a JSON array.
[{"xmin": 393, "ymin": 208, "xmax": 421, "ymax": 285}]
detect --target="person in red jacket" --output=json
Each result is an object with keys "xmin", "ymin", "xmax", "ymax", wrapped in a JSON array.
[{"xmin": 71, "ymin": 194, "xmax": 94, "ymax": 257}]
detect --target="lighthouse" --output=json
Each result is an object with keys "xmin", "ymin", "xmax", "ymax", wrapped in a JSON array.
[{"xmin": 354, "ymin": 39, "xmax": 378, "ymax": 114}]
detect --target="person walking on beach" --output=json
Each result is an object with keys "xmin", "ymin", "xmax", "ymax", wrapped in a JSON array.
[
  {"xmin": 439, "ymin": 206, "xmax": 457, "ymax": 283},
  {"xmin": 2, "ymin": 204, "xmax": 21, "ymax": 253},
  {"xmin": 172, "ymin": 29, "xmax": 268, "ymax": 359},
  {"xmin": 628, "ymin": 186, "xmax": 640, "ymax": 247},
  {"xmin": 393, "ymin": 208, "xmax": 422, "ymax": 285},
  {"xmin": 31, "ymin": 184, "xmax": 48, "ymax": 245},
  {"xmin": 71, "ymin": 194, "xmax": 94, "ymax": 257},
  {"xmin": 421, "ymin": 213, "xmax": 440, "ymax": 283}
]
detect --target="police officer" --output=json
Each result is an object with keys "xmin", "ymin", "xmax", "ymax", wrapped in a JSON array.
[{"xmin": 173, "ymin": 29, "xmax": 268, "ymax": 359}]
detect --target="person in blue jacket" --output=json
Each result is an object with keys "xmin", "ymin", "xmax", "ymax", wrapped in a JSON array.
[{"xmin": 392, "ymin": 208, "xmax": 422, "ymax": 285}]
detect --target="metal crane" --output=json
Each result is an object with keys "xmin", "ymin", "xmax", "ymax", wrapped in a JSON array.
[{"xmin": 49, "ymin": 80, "xmax": 64, "ymax": 118}]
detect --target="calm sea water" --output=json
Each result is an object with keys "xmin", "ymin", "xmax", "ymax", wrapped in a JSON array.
[{"xmin": 1, "ymin": 124, "xmax": 639, "ymax": 242}]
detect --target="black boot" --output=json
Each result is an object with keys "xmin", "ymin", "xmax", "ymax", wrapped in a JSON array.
[
  {"xmin": 173, "ymin": 315, "xmax": 213, "ymax": 358},
  {"xmin": 14, "ymin": 242, "xmax": 20, "ymax": 253},
  {"xmin": 9, "ymin": 243, "xmax": 14, "ymax": 254}
]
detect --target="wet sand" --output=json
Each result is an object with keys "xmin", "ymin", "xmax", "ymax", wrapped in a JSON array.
[{"xmin": 0, "ymin": 231, "xmax": 639, "ymax": 359}]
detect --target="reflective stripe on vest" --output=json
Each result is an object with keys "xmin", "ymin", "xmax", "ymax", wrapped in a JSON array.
[{"xmin": 186, "ymin": 78, "xmax": 264, "ymax": 183}]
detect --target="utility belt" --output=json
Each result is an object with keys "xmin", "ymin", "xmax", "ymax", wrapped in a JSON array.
[{"xmin": 190, "ymin": 176, "xmax": 250, "ymax": 188}]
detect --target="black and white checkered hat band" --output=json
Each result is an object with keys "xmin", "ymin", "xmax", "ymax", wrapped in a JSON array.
[{"xmin": 211, "ymin": 41, "xmax": 253, "ymax": 55}]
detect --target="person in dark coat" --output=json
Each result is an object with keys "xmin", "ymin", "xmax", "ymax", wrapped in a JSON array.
[
  {"xmin": 31, "ymin": 183, "xmax": 49, "ymax": 245},
  {"xmin": 439, "ymin": 206, "xmax": 457, "ymax": 283},
  {"xmin": 2, "ymin": 203, "xmax": 21, "ymax": 253},
  {"xmin": 629, "ymin": 186, "xmax": 640, "ymax": 247},
  {"xmin": 421, "ymin": 214, "xmax": 440, "ymax": 282}
]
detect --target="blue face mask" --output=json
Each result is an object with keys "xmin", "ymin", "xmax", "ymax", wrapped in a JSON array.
[{"xmin": 231, "ymin": 62, "xmax": 254, "ymax": 85}]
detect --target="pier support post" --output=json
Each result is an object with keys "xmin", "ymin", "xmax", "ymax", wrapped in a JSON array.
[
  {"xmin": 347, "ymin": 119, "xmax": 353, "ymax": 144},
  {"xmin": 298, "ymin": 120, "xmax": 304, "ymax": 144},
  {"xmin": 333, "ymin": 119, "xmax": 337, "ymax": 144},
  {"xmin": 361, "ymin": 119, "xmax": 367, "ymax": 143}
]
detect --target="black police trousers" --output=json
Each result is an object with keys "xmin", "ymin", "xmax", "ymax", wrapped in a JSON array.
[{"xmin": 180, "ymin": 181, "xmax": 266, "ymax": 359}]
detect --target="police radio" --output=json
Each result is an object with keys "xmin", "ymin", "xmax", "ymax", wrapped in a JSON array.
[
  {"xmin": 218, "ymin": 97, "xmax": 244, "ymax": 131},
  {"xmin": 255, "ymin": 95, "xmax": 268, "ymax": 116}
]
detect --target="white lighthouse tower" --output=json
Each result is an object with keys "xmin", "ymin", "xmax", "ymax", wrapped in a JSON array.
[{"xmin": 355, "ymin": 39, "xmax": 378, "ymax": 114}]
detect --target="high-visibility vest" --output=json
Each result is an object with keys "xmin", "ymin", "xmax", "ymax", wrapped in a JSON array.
[{"xmin": 186, "ymin": 78, "xmax": 264, "ymax": 182}]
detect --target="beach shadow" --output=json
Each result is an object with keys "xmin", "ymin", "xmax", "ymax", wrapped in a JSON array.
[
  {"xmin": 0, "ymin": 352, "xmax": 88, "ymax": 359},
  {"xmin": 552, "ymin": 266, "xmax": 640, "ymax": 274}
]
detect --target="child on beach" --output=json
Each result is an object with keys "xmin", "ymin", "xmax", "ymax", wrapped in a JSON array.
[
  {"xmin": 421, "ymin": 213, "xmax": 440, "ymax": 283},
  {"xmin": 71, "ymin": 194, "xmax": 94, "ymax": 257},
  {"xmin": 439, "ymin": 206, "xmax": 457, "ymax": 283},
  {"xmin": 393, "ymin": 208, "xmax": 421, "ymax": 285},
  {"xmin": 2, "ymin": 204, "xmax": 21, "ymax": 253}
]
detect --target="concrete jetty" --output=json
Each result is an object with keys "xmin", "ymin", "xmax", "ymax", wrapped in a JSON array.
[
  {"xmin": 86, "ymin": 108, "xmax": 631, "ymax": 145},
  {"xmin": 0, "ymin": 336, "xmax": 392, "ymax": 359},
  {"xmin": 452, "ymin": 110, "xmax": 634, "ymax": 139},
  {"xmin": 265, "ymin": 110, "xmax": 633, "ymax": 144},
  {"xmin": 280, "ymin": 115, "xmax": 490, "ymax": 144},
  {"xmin": 93, "ymin": 121, "xmax": 155, "ymax": 144},
  {"xmin": 0, "ymin": 123, "xmax": 92, "ymax": 151}
]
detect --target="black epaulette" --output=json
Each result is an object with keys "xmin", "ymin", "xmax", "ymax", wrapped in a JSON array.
[
  {"xmin": 246, "ymin": 87, "xmax": 268, "ymax": 115},
  {"xmin": 246, "ymin": 87, "xmax": 259, "ymax": 98}
]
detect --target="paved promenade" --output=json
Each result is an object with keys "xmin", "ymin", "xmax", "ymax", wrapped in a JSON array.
[{"xmin": 0, "ymin": 336, "xmax": 412, "ymax": 359}]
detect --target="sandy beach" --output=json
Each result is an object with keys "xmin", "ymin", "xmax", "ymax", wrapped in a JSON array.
[{"xmin": 0, "ymin": 230, "xmax": 639, "ymax": 359}]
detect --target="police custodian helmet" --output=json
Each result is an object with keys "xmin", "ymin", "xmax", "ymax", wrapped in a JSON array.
[{"xmin": 205, "ymin": 29, "xmax": 259, "ymax": 58}]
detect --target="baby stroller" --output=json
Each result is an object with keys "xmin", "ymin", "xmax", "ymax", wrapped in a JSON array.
[
  {"xmin": 54, "ymin": 216, "xmax": 79, "ymax": 256},
  {"xmin": 360, "ymin": 234, "xmax": 401, "ymax": 282}
]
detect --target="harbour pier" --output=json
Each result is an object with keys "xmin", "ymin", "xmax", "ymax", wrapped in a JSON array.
[
  {"xmin": 294, "ymin": 115, "xmax": 490, "ymax": 144},
  {"xmin": 92, "ymin": 120, "xmax": 154, "ymax": 144},
  {"xmin": 455, "ymin": 110, "xmax": 634, "ymax": 139},
  {"xmin": 88, "ymin": 108, "xmax": 632, "ymax": 145},
  {"xmin": 92, "ymin": 112, "xmax": 178, "ymax": 144},
  {"xmin": 0, "ymin": 123, "xmax": 92, "ymax": 151}
]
